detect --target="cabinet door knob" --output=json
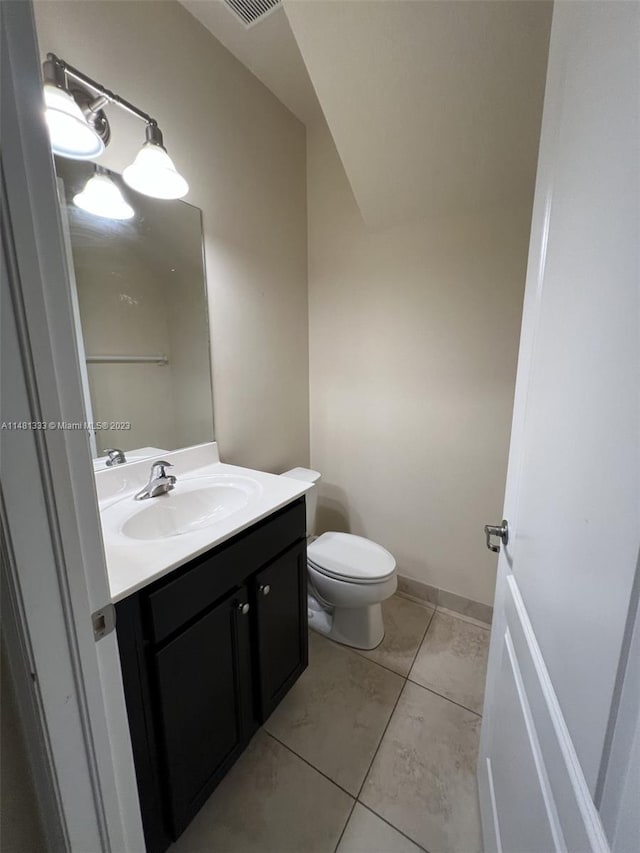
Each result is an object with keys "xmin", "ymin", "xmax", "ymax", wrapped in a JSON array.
[
  {"xmin": 260, "ymin": 584, "xmax": 271, "ymax": 597},
  {"xmin": 237, "ymin": 602, "xmax": 250, "ymax": 615}
]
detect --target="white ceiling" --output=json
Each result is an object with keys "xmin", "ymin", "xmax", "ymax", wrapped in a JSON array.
[{"xmin": 180, "ymin": 0, "xmax": 552, "ymax": 228}]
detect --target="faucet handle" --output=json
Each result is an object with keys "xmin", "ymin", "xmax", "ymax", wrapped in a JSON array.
[
  {"xmin": 134, "ymin": 460, "xmax": 176, "ymax": 500},
  {"xmin": 104, "ymin": 448, "xmax": 126, "ymax": 466},
  {"xmin": 151, "ymin": 460, "xmax": 174, "ymax": 478}
]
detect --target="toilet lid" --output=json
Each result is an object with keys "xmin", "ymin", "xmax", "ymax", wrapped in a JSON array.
[{"xmin": 307, "ymin": 532, "xmax": 396, "ymax": 583}]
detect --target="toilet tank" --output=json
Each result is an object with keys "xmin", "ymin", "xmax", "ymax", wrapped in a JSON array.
[{"xmin": 281, "ymin": 467, "xmax": 321, "ymax": 535}]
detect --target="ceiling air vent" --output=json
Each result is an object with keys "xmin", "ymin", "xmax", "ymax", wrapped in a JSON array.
[{"xmin": 224, "ymin": 0, "xmax": 281, "ymax": 28}]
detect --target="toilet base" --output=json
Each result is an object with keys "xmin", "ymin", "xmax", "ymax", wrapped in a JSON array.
[{"xmin": 308, "ymin": 597, "xmax": 385, "ymax": 650}]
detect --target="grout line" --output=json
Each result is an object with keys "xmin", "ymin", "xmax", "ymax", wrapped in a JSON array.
[
  {"xmin": 268, "ymin": 604, "xmax": 477, "ymax": 852},
  {"xmin": 270, "ymin": 717, "xmax": 428, "ymax": 853},
  {"xmin": 435, "ymin": 605, "xmax": 491, "ymax": 631},
  {"xmin": 405, "ymin": 677, "xmax": 483, "ymax": 718},
  {"xmin": 407, "ymin": 602, "xmax": 437, "ymax": 674},
  {"xmin": 354, "ymin": 803, "xmax": 430, "ymax": 853},
  {"xmin": 354, "ymin": 678, "xmax": 408, "ymax": 802},
  {"xmin": 315, "ymin": 633, "xmax": 403, "ymax": 680},
  {"xmin": 354, "ymin": 602, "xmax": 426, "ymax": 791},
  {"xmin": 350, "ymin": 649, "xmax": 417, "ymax": 682},
  {"xmin": 263, "ymin": 730, "xmax": 356, "ymax": 800},
  {"xmin": 319, "ymin": 632, "xmax": 407, "ymax": 682},
  {"xmin": 396, "ymin": 585, "xmax": 493, "ymax": 629},
  {"xmin": 265, "ymin": 692, "xmax": 423, "ymax": 852},
  {"xmin": 332, "ymin": 798, "xmax": 358, "ymax": 853},
  {"xmin": 395, "ymin": 590, "xmax": 439, "ymax": 610},
  {"xmin": 264, "ymin": 729, "xmax": 358, "ymax": 853},
  {"xmin": 350, "ymin": 602, "xmax": 437, "ymax": 681},
  {"xmin": 302, "ymin": 605, "xmax": 481, "ymax": 847},
  {"xmin": 311, "ymin": 600, "xmax": 442, "ymax": 808}
]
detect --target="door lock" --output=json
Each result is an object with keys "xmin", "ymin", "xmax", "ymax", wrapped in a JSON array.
[{"xmin": 484, "ymin": 520, "xmax": 509, "ymax": 553}]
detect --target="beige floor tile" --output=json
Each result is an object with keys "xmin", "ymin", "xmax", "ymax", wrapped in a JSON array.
[
  {"xmin": 360, "ymin": 682, "xmax": 483, "ymax": 853},
  {"xmin": 171, "ymin": 730, "xmax": 353, "ymax": 853},
  {"xmin": 409, "ymin": 610, "xmax": 489, "ymax": 714},
  {"xmin": 264, "ymin": 632, "xmax": 403, "ymax": 795},
  {"xmin": 336, "ymin": 803, "xmax": 423, "ymax": 853},
  {"xmin": 354, "ymin": 595, "xmax": 435, "ymax": 676}
]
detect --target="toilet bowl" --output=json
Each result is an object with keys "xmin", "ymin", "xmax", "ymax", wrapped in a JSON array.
[{"xmin": 281, "ymin": 468, "xmax": 397, "ymax": 650}]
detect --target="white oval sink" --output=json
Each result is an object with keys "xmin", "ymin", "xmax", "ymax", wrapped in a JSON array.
[{"xmin": 119, "ymin": 477, "xmax": 261, "ymax": 541}]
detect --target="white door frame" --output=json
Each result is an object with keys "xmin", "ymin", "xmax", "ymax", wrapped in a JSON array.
[{"xmin": 1, "ymin": 2, "xmax": 144, "ymax": 850}]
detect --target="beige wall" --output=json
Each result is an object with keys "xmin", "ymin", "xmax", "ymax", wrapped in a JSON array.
[
  {"xmin": 308, "ymin": 123, "xmax": 532, "ymax": 606},
  {"xmin": 34, "ymin": 0, "xmax": 309, "ymax": 473}
]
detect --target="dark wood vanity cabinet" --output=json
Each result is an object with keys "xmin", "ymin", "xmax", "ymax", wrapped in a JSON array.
[
  {"xmin": 254, "ymin": 541, "xmax": 308, "ymax": 718},
  {"xmin": 152, "ymin": 585, "xmax": 254, "ymax": 836},
  {"xmin": 115, "ymin": 498, "xmax": 307, "ymax": 853}
]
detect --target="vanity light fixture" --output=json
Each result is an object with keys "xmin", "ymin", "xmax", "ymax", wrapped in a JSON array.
[
  {"xmin": 43, "ymin": 57, "xmax": 105, "ymax": 159},
  {"xmin": 42, "ymin": 53, "xmax": 188, "ymax": 199},
  {"xmin": 73, "ymin": 168, "xmax": 134, "ymax": 221},
  {"xmin": 123, "ymin": 124, "xmax": 189, "ymax": 200}
]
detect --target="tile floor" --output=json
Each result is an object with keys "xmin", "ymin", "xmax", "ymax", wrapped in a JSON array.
[{"xmin": 172, "ymin": 594, "xmax": 490, "ymax": 853}]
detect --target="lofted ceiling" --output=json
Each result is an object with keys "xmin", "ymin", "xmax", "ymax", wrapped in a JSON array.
[
  {"xmin": 179, "ymin": 0, "xmax": 322, "ymax": 125},
  {"xmin": 180, "ymin": 0, "xmax": 552, "ymax": 228}
]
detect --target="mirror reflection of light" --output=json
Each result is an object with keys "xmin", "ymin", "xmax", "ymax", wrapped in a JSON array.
[{"xmin": 73, "ymin": 173, "xmax": 134, "ymax": 221}]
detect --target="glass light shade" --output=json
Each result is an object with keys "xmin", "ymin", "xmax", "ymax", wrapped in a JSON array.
[
  {"xmin": 44, "ymin": 84, "xmax": 105, "ymax": 160},
  {"xmin": 73, "ymin": 174, "xmax": 134, "ymax": 220},
  {"xmin": 122, "ymin": 142, "xmax": 189, "ymax": 200}
]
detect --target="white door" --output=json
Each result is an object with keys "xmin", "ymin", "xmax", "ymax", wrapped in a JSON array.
[{"xmin": 478, "ymin": 2, "xmax": 640, "ymax": 852}]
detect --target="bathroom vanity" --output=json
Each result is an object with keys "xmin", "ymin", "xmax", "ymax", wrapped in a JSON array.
[{"xmin": 96, "ymin": 444, "xmax": 310, "ymax": 852}]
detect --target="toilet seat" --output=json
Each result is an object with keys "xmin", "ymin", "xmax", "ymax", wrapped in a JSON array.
[{"xmin": 307, "ymin": 532, "xmax": 396, "ymax": 584}]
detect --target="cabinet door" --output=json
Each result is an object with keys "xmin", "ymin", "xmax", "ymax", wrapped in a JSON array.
[
  {"xmin": 152, "ymin": 587, "xmax": 253, "ymax": 837},
  {"xmin": 254, "ymin": 540, "xmax": 308, "ymax": 718}
]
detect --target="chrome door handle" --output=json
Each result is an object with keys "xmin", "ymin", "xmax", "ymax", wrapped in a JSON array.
[
  {"xmin": 237, "ymin": 602, "xmax": 250, "ymax": 615},
  {"xmin": 259, "ymin": 584, "xmax": 271, "ymax": 597},
  {"xmin": 484, "ymin": 520, "xmax": 509, "ymax": 553}
]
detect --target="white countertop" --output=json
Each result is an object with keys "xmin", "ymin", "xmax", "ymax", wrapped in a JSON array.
[{"xmin": 95, "ymin": 442, "xmax": 310, "ymax": 603}]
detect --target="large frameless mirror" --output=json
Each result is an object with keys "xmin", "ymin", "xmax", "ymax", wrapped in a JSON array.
[{"xmin": 55, "ymin": 158, "xmax": 214, "ymax": 468}]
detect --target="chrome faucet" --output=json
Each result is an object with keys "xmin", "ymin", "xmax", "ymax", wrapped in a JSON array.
[
  {"xmin": 134, "ymin": 460, "xmax": 177, "ymax": 501},
  {"xmin": 104, "ymin": 448, "xmax": 127, "ymax": 466}
]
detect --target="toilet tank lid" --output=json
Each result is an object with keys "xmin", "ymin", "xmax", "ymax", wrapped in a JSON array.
[{"xmin": 281, "ymin": 467, "xmax": 322, "ymax": 484}]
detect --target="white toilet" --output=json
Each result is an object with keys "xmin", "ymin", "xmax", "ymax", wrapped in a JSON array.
[{"xmin": 282, "ymin": 468, "xmax": 397, "ymax": 650}]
